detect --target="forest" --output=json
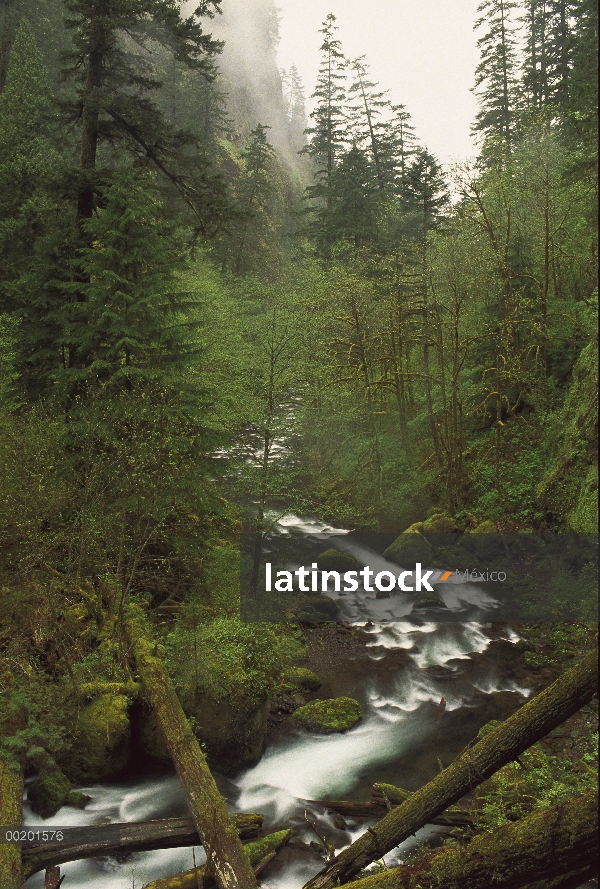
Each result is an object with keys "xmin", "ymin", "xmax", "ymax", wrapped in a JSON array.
[{"xmin": 0, "ymin": 0, "xmax": 597, "ymax": 887}]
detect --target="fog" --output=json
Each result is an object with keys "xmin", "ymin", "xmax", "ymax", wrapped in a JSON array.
[{"xmin": 187, "ymin": 0, "xmax": 481, "ymax": 167}]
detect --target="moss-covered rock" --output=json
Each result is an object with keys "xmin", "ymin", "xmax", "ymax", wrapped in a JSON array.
[
  {"xmin": 63, "ymin": 694, "xmax": 131, "ymax": 783},
  {"xmin": 411, "ymin": 590, "xmax": 447, "ymax": 610},
  {"xmin": 316, "ymin": 548, "xmax": 360, "ymax": 573},
  {"xmin": 291, "ymin": 696, "xmax": 362, "ymax": 733},
  {"xmin": 27, "ymin": 768, "xmax": 70, "ymax": 819},
  {"xmin": 281, "ymin": 666, "xmax": 321, "ymax": 691},
  {"xmin": 383, "ymin": 530, "xmax": 432, "ymax": 567},
  {"xmin": 477, "ymin": 719, "xmax": 504, "ymax": 740},
  {"xmin": 285, "ymin": 594, "xmax": 340, "ymax": 622},
  {"xmin": 65, "ymin": 790, "xmax": 91, "ymax": 809},
  {"xmin": 422, "ymin": 513, "xmax": 460, "ymax": 534},
  {"xmin": 186, "ymin": 694, "xmax": 269, "ymax": 775}
]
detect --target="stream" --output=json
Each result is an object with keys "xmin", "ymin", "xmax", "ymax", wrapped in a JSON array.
[{"xmin": 24, "ymin": 513, "xmax": 529, "ymax": 889}]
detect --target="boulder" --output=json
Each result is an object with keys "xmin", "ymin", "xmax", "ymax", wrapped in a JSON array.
[
  {"xmin": 316, "ymin": 548, "xmax": 360, "ymax": 573},
  {"xmin": 421, "ymin": 513, "xmax": 461, "ymax": 534},
  {"xmin": 411, "ymin": 590, "xmax": 447, "ymax": 610},
  {"xmin": 383, "ymin": 530, "xmax": 432, "ymax": 567},
  {"xmin": 63, "ymin": 693, "xmax": 131, "ymax": 783},
  {"xmin": 27, "ymin": 768, "xmax": 70, "ymax": 819},
  {"xmin": 291, "ymin": 696, "xmax": 362, "ymax": 733},
  {"xmin": 187, "ymin": 694, "xmax": 269, "ymax": 775},
  {"xmin": 280, "ymin": 666, "xmax": 322, "ymax": 692}
]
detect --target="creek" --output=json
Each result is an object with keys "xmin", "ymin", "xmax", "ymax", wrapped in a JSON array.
[{"xmin": 24, "ymin": 513, "xmax": 530, "ymax": 889}]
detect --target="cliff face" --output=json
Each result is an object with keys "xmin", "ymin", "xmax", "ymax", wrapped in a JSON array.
[{"xmin": 187, "ymin": 0, "xmax": 305, "ymax": 168}]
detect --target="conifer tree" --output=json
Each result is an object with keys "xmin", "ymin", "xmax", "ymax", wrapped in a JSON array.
[
  {"xmin": 347, "ymin": 57, "xmax": 391, "ymax": 190},
  {"xmin": 228, "ymin": 124, "xmax": 277, "ymax": 275},
  {"xmin": 472, "ymin": 0, "xmax": 521, "ymax": 148},
  {"xmin": 74, "ymin": 168, "xmax": 193, "ymax": 394},
  {"xmin": 319, "ymin": 144, "xmax": 381, "ymax": 251},
  {"xmin": 520, "ymin": 0, "xmax": 551, "ymax": 108},
  {"xmin": 282, "ymin": 64, "xmax": 307, "ymax": 151},
  {"xmin": 61, "ymin": 0, "xmax": 225, "ymax": 227},
  {"xmin": 304, "ymin": 14, "xmax": 348, "ymax": 207},
  {"xmin": 0, "ymin": 19, "xmax": 71, "ymax": 401}
]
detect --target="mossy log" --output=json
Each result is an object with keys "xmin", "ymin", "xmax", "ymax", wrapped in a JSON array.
[
  {"xmin": 310, "ymin": 799, "xmax": 472, "ymax": 828},
  {"xmin": 22, "ymin": 813, "xmax": 263, "ymax": 878},
  {"xmin": 0, "ymin": 759, "xmax": 23, "ymax": 889},
  {"xmin": 142, "ymin": 830, "xmax": 293, "ymax": 889},
  {"xmin": 303, "ymin": 648, "xmax": 598, "ymax": 889},
  {"xmin": 76, "ymin": 680, "xmax": 141, "ymax": 699},
  {"xmin": 332, "ymin": 788, "xmax": 598, "ymax": 889},
  {"xmin": 125, "ymin": 605, "xmax": 258, "ymax": 889}
]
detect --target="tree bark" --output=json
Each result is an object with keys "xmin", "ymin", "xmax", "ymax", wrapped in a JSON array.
[
  {"xmin": 44, "ymin": 866, "xmax": 62, "ymax": 889},
  {"xmin": 0, "ymin": 759, "xmax": 22, "ymax": 889},
  {"xmin": 142, "ymin": 830, "xmax": 293, "ymax": 889},
  {"xmin": 22, "ymin": 814, "xmax": 263, "ymax": 878},
  {"xmin": 125, "ymin": 605, "xmax": 259, "ymax": 889},
  {"xmin": 303, "ymin": 648, "xmax": 598, "ymax": 889},
  {"xmin": 334, "ymin": 788, "xmax": 598, "ymax": 889}
]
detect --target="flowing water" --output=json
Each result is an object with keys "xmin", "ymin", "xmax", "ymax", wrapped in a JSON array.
[{"xmin": 24, "ymin": 513, "xmax": 529, "ymax": 889}]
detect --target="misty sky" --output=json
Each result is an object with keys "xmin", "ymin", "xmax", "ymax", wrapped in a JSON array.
[{"xmin": 275, "ymin": 0, "xmax": 482, "ymax": 166}]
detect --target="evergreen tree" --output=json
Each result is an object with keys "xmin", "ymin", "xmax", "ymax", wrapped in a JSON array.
[
  {"xmin": 318, "ymin": 144, "xmax": 381, "ymax": 251},
  {"xmin": 566, "ymin": 0, "xmax": 598, "ymax": 157},
  {"xmin": 0, "ymin": 19, "xmax": 71, "ymax": 402},
  {"xmin": 226, "ymin": 125, "xmax": 277, "ymax": 275},
  {"xmin": 472, "ymin": 0, "xmax": 521, "ymax": 147},
  {"xmin": 74, "ymin": 168, "xmax": 194, "ymax": 394},
  {"xmin": 520, "ymin": 0, "xmax": 551, "ymax": 108},
  {"xmin": 303, "ymin": 14, "xmax": 348, "ymax": 206},
  {"xmin": 282, "ymin": 64, "xmax": 307, "ymax": 151},
  {"xmin": 61, "ymin": 0, "xmax": 225, "ymax": 226},
  {"xmin": 347, "ymin": 57, "xmax": 391, "ymax": 190}
]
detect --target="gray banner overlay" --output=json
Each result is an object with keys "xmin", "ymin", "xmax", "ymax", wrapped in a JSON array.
[
  {"xmin": 1, "ymin": 825, "xmax": 122, "ymax": 845},
  {"xmin": 240, "ymin": 532, "xmax": 598, "ymax": 622}
]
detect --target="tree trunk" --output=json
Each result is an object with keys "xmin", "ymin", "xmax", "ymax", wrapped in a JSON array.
[
  {"xmin": 334, "ymin": 788, "xmax": 598, "ymax": 889},
  {"xmin": 0, "ymin": 759, "xmax": 22, "ymax": 889},
  {"xmin": 44, "ymin": 866, "xmax": 62, "ymax": 889},
  {"xmin": 22, "ymin": 814, "xmax": 264, "ymax": 878},
  {"xmin": 142, "ymin": 830, "xmax": 293, "ymax": 889},
  {"xmin": 302, "ymin": 648, "xmax": 598, "ymax": 889},
  {"xmin": 125, "ymin": 605, "xmax": 259, "ymax": 889}
]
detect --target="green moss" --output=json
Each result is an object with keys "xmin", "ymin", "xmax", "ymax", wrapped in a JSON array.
[
  {"xmin": 383, "ymin": 530, "xmax": 432, "ymax": 567},
  {"xmin": 422, "ymin": 513, "xmax": 460, "ymax": 534},
  {"xmin": 65, "ymin": 790, "xmax": 91, "ymax": 809},
  {"xmin": 280, "ymin": 666, "xmax": 321, "ymax": 691},
  {"xmin": 411, "ymin": 590, "xmax": 446, "ymax": 610},
  {"xmin": 27, "ymin": 768, "xmax": 70, "ymax": 819},
  {"xmin": 244, "ymin": 829, "xmax": 293, "ymax": 864},
  {"xmin": 373, "ymin": 782, "xmax": 412, "ymax": 805},
  {"xmin": 64, "ymin": 694, "xmax": 130, "ymax": 783},
  {"xmin": 292, "ymin": 696, "xmax": 361, "ymax": 733},
  {"xmin": 316, "ymin": 548, "xmax": 360, "ymax": 572}
]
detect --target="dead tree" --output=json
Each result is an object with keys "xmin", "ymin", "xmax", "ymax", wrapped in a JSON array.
[{"xmin": 303, "ymin": 648, "xmax": 598, "ymax": 889}]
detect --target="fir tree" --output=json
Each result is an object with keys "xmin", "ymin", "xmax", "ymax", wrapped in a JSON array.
[
  {"xmin": 472, "ymin": 0, "xmax": 521, "ymax": 148},
  {"xmin": 61, "ymin": 0, "xmax": 225, "ymax": 226},
  {"xmin": 347, "ymin": 57, "xmax": 391, "ymax": 190},
  {"xmin": 520, "ymin": 0, "xmax": 551, "ymax": 108},
  {"xmin": 74, "ymin": 168, "xmax": 194, "ymax": 394},
  {"xmin": 304, "ymin": 14, "xmax": 348, "ymax": 207},
  {"xmin": 319, "ymin": 144, "xmax": 381, "ymax": 251}
]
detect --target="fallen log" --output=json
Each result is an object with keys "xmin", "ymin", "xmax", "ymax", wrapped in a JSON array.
[
  {"xmin": 329, "ymin": 788, "xmax": 598, "ymax": 889},
  {"xmin": 311, "ymin": 800, "xmax": 473, "ymax": 828},
  {"xmin": 142, "ymin": 829, "xmax": 293, "ymax": 889},
  {"xmin": 303, "ymin": 647, "xmax": 598, "ymax": 889},
  {"xmin": 0, "ymin": 759, "xmax": 23, "ymax": 889},
  {"xmin": 22, "ymin": 813, "xmax": 263, "ymax": 878},
  {"xmin": 125, "ymin": 605, "xmax": 259, "ymax": 889}
]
